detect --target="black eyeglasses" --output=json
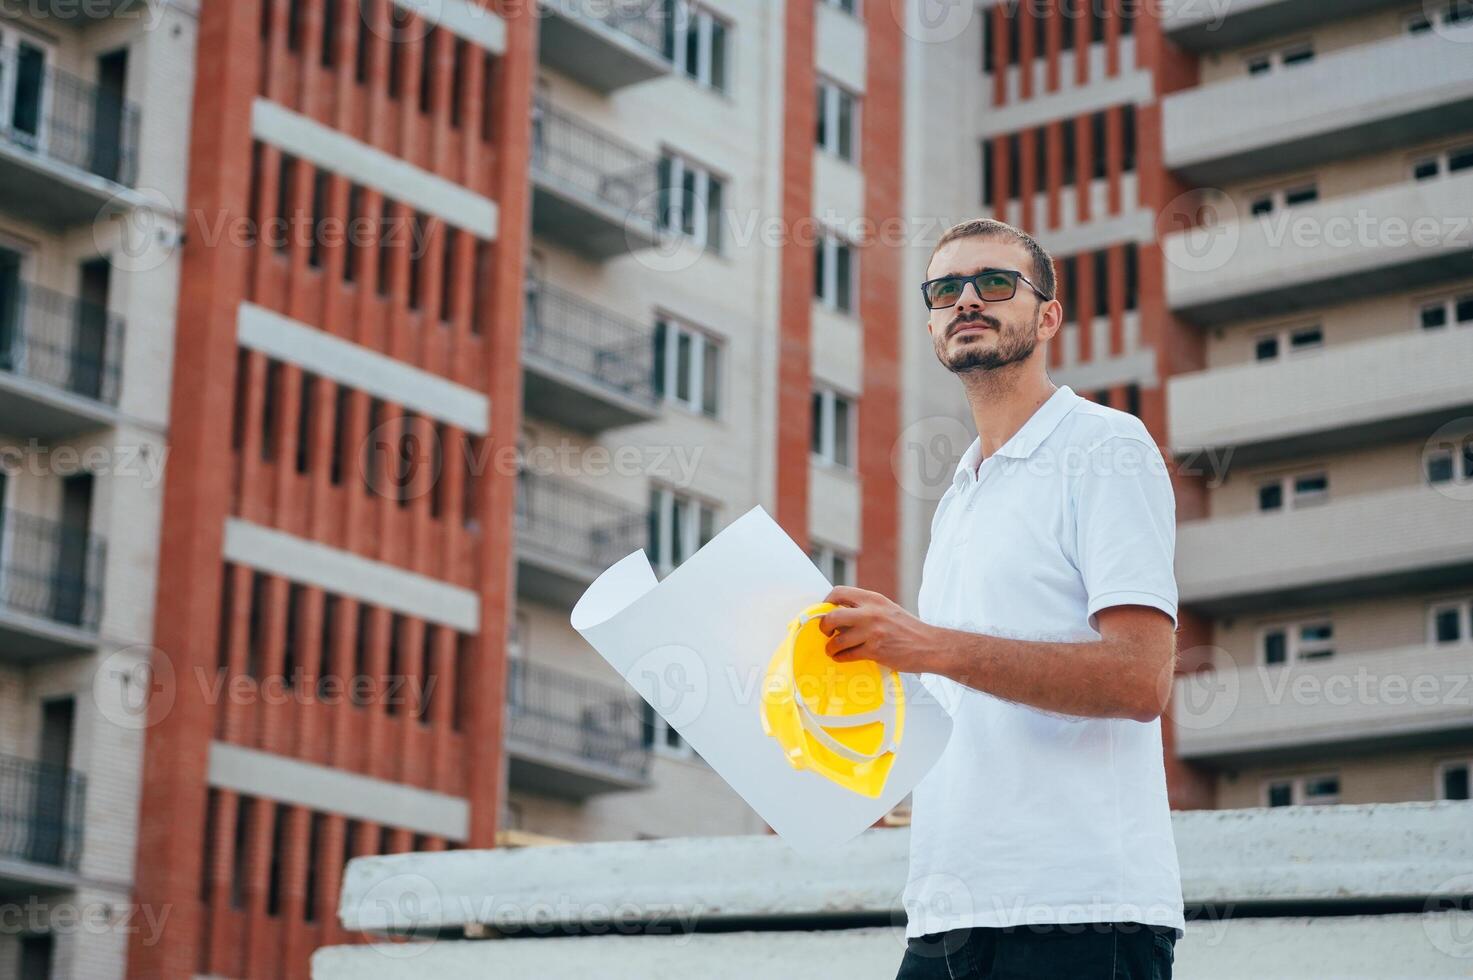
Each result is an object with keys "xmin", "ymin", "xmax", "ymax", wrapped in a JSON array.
[{"xmin": 919, "ymin": 268, "xmax": 1053, "ymax": 310}]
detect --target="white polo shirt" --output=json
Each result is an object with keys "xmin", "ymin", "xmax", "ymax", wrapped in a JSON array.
[{"xmin": 903, "ymin": 385, "xmax": 1185, "ymax": 939}]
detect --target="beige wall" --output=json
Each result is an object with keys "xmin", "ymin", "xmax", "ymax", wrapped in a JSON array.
[
  {"xmin": 1196, "ymin": 6, "xmax": 1420, "ymax": 85},
  {"xmin": 1215, "ymin": 740, "xmax": 1473, "ymax": 808}
]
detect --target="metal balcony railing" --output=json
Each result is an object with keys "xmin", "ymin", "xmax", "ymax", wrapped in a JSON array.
[
  {"xmin": 552, "ymin": 0, "xmax": 668, "ymax": 53},
  {"xmin": 0, "ymin": 281, "xmax": 125, "ymax": 406},
  {"xmin": 506, "ymin": 658, "xmax": 651, "ymax": 780},
  {"xmin": 0, "ymin": 510, "xmax": 106, "ymax": 631},
  {"xmin": 524, "ymin": 279, "xmax": 657, "ymax": 405},
  {"xmin": 530, "ymin": 99, "xmax": 660, "ymax": 219},
  {"xmin": 516, "ymin": 472, "xmax": 646, "ymax": 572},
  {"xmin": 0, "ymin": 752, "xmax": 86, "ymax": 871},
  {"xmin": 0, "ymin": 48, "xmax": 141, "ymax": 187}
]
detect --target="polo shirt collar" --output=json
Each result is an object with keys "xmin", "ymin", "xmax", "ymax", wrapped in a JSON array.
[{"xmin": 952, "ymin": 386, "xmax": 1081, "ymax": 485}]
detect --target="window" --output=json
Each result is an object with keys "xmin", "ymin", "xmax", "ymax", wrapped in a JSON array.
[
  {"xmin": 1093, "ymin": 249, "xmax": 1109, "ymax": 317},
  {"xmin": 1423, "ymin": 434, "xmax": 1473, "ymax": 487},
  {"xmin": 1033, "ymin": 125, "xmax": 1048, "ymax": 191},
  {"xmin": 1007, "ymin": 133, "xmax": 1021, "ymax": 200},
  {"xmin": 811, "ymin": 388, "xmax": 855, "ymax": 468},
  {"xmin": 1122, "ymin": 104, "xmax": 1136, "ymax": 174},
  {"xmin": 1419, "ymin": 292, "xmax": 1473, "ymax": 330},
  {"xmin": 814, "ymin": 231, "xmax": 856, "ymax": 314},
  {"xmin": 1264, "ymin": 774, "xmax": 1340, "ymax": 807},
  {"xmin": 653, "ymin": 316, "xmax": 720, "ymax": 418},
  {"xmin": 982, "ymin": 139, "xmax": 995, "ymax": 206},
  {"xmin": 1090, "ymin": 111, "xmax": 1106, "ymax": 179},
  {"xmin": 658, "ymin": 152, "xmax": 725, "ymax": 252},
  {"xmin": 642, "ymin": 701, "xmax": 692, "ymax": 758},
  {"xmin": 1257, "ymin": 471, "xmax": 1328, "ymax": 512},
  {"xmin": 821, "ymin": 0, "xmax": 859, "ymax": 16},
  {"xmin": 1252, "ymin": 324, "xmax": 1323, "ymax": 362},
  {"xmin": 1412, "ymin": 144, "xmax": 1473, "ymax": 181},
  {"xmin": 816, "ymin": 79, "xmax": 859, "ymax": 163},
  {"xmin": 1123, "ymin": 243, "xmax": 1138, "ymax": 312},
  {"xmin": 664, "ymin": 0, "xmax": 729, "ymax": 92},
  {"xmin": 1439, "ymin": 760, "xmax": 1472, "ymax": 801},
  {"xmin": 1248, "ymin": 181, "xmax": 1319, "ymax": 216},
  {"xmin": 1244, "ymin": 41, "xmax": 1314, "ymax": 75},
  {"xmin": 1428, "ymin": 599, "xmax": 1471, "ymax": 645},
  {"xmin": 1409, "ymin": 3, "xmax": 1473, "ymax": 33},
  {"xmin": 1060, "ymin": 0, "xmax": 1076, "ymax": 52},
  {"xmin": 810, "ymin": 543, "xmax": 855, "ymax": 586},
  {"xmin": 648, "ymin": 487, "xmax": 717, "ymax": 574},
  {"xmin": 5, "ymin": 38, "xmax": 49, "ymax": 144},
  {"xmin": 1061, "ymin": 120, "xmax": 1077, "ymax": 187},
  {"xmin": 1059, "ymin": 255, "xmax": 1077, "ymax": 323},
  {"xmin": 983, "ymin": 5, "xmax": 996, "ymax": 72},
  {"xmin": 1259, "ymin": 621, "xmax": 1334, "ymax": 665}
]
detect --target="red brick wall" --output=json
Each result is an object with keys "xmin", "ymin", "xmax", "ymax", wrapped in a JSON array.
[{"xmin": 129, "ymin": 2, "xmax": 534, "ymax": 976}]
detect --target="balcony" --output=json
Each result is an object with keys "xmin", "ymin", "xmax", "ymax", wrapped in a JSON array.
[
  {"xmin": 1164, "ymin": 28, "xmax": 1473, "ymax": 185},
  {"xmin": 1176, "ymin": 485, "xmax": 1473, "ymax": 615},
  {"xmin": 1168, "ymin": 327, "xmax": 1473, "ymax": 467},
  {"xmin": 522, "ymin": 279, "xmax": 659, "ymax": 433},
  {"xmin": 30, "ymin": 0, "xmax": 147, "ymax": 19},
  {"xmin": 0, "ymin": 52, "xmax": 142, "ymax": 226},
  {"xmin": 0, "ymin": 281, "xmax": 125, "ymax": 439},
  {"xmin": 1161, "ymin": 0, "xmax": 1410, "ymax": 52},
  {"xmin": 538, "ymin": 0, "xmax": 672, "ymax": 92},
  {"xmin": 530, "ymin": 101, "xmax": 663, "ymax": 259},
  {"xmin": 0, "ymin": 511, "xmax": 106, "ymax": 661},
  {"xmin": 505, "ymin": 657, "xmax": 653, "ymax": 799},
  {"xmin": 515, "ymin": 472, "xmax": 645, "ymax": 606},
  {"xmin": 0, "ymin": 753, "xmax": 85, "ymax": 896},
  {"xmin": 1173, "ymin": 644, "xmax": 1473, "ymax": 766},
  {"xmin": 1163, "ymin": 172, "xmax": 1473, "ymax": 326}
]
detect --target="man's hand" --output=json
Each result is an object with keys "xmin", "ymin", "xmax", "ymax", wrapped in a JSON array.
[{"xmin": 818, "ymin": 586, "xmax": 944, "ymax": 674}]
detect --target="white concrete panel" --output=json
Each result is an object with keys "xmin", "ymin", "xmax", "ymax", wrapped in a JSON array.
[
  {"xmin": 312, "ymin": 914, "xmax": 1473, "ymax": 980},
  {"xmin": 815, "ymin": 1, "xmax": 867, "ymax": 95},
  {"xmin": 252, "ymin": 100, "xmax": 499, "ymax": 238},
  {"xmin": 391, "ymin": 0, "xmax": 506, "ymax": 53},
  {"xmin": 237, "ymin": 303, "xmax": 489, "ymax": 433},
  {"xmin": 208, "ymin": 742, "xmax": 469, "ymax": 839},
  {"xmin": 222, "ymin": 519, "xmax": 480, "ymax": 631}
]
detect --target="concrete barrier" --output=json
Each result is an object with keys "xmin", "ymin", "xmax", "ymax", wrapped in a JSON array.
[{"xmin": 314, "ymin": 801, "xmax": 1473, "ymax": 978}]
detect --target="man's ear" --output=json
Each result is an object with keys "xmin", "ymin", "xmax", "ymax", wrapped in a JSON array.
[{"xmin": 1036, "ymin": 299, "xmax": 1064, "ymax": 343}]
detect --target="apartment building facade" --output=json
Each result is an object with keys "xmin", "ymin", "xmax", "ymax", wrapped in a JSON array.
[
  {"xmin": 1159, "ymin": 0, "xmax": 1473, "ymax": 810},
  {"xmin": 0, "ymin": 0, "xmax": 194, "ymax": 977},
  {"xmin": 506, "ymin": 0, "xmax": 908, "ymax": 842},
  {"xmin": 127, "ymin": 1, "xmax": 535, "ymax": 977},
  {"xmin": 910, "ymin": 0, "xmax": 1473, "ymax": 813}
]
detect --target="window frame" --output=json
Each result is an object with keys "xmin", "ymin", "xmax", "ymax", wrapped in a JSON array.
[
  {"xmin": 1436, "ymin": 758, "xmax": 1473, "ymax": 801},
  {"xmin": 1427, "ymin": 598, "xmax": 1472, "ymax": 645},
  {"xmin": 809, "ymin": 541, "xmax": 856, "ymax": 587},
  {"xmin": 816, "ymin": 76, "xmax": 861, "ymax": 164},
  {"xmin": 814, "ymin": 229, "xmax": 857, "ymax": 315},
  {"xmin": 1262, "ymin": 772, "xmax": 1340, "ymax": 807},
  {"xmin": 1257, "ymin": 470, "xmax": 1329, "ymax": 512},
  {"xmin": 1257, "ymin": 618, "xmax": 1335, "ymax": 666},
  {"xmin": 653, "ymin": 314, "xmax": 722, "ymax": 419},
  {"xmin": 658, "ymin": 150, "xmax": 727, "ymax": 254},
  {"xmin": 648, "ymin": 485, "xmax": 719, "ymax": 575},
  {"xmin": 666, "ymin": 0, "xmax": 730, "ymax": 93},
  {"xmin": 1252, "ymin": 322, "xmax": 1325, "ymax": 362},
  {"xmin": 1, "ymin": 30, "xmax": 57, "ymax": 151},
  {"xmin": 810, "ymin": 386, "xmax": 856, "ymax": 469}
]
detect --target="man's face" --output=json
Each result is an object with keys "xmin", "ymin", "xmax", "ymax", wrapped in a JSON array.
[{"xmin": 924, "ymin": 237, "xmax": 1057, "ymax": 376}]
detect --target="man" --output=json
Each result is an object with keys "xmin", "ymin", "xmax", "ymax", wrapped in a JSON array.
[{"xmin": 820, "ymin": 219, "xmax": 1183, "ymax": 978}]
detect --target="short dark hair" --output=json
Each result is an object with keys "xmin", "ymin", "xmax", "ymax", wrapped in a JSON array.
[{"xmin": 927, "ymin": 218, "xmax": 1057, "ymax": 302}]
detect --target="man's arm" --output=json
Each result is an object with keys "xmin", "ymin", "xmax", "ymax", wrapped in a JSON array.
[{"xmin": 818, "ymin": 587, "xmax": 1176, "ymax": 723}]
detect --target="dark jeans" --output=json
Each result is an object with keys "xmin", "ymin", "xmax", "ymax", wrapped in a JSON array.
[{"xmin": 895, "ymin": 921, "xmax": 1176, "ymax": 979}]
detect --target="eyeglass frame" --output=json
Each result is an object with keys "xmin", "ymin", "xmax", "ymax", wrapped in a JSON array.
[{"xmin": 919, "ymin": 268, "xmax": 1055, "ymax": 310}]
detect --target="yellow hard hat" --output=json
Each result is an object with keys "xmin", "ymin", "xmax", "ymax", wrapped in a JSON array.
[{"xmin": 760, "ymin": 602, "xmax": 905, "ymax": 798}]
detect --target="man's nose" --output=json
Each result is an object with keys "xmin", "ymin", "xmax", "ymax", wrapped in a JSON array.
[{"xmin": 956, "ymin": 282, "xmax": 985, "ymax": 309}]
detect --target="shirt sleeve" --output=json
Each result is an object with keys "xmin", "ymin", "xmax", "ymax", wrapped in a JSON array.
[{"xmin": 1072, "ymin": 434, "xmax": 1179, "ymax": 632}]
